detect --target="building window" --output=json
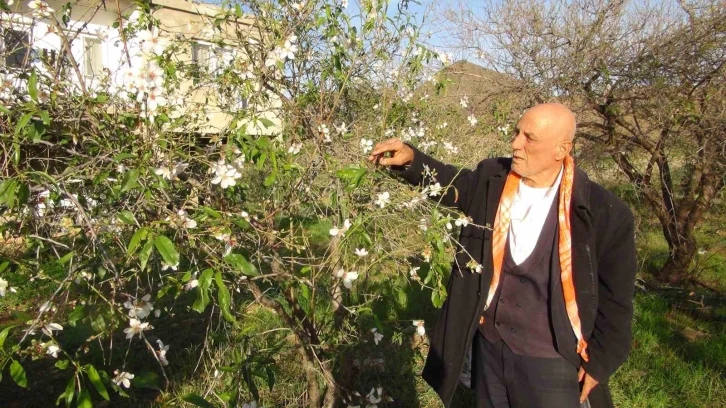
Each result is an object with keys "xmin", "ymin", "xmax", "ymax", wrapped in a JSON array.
[
  {"xmin": 4, "ymin": 29, "xmax": 31, "ymax": 69},
  {"xmin": 192, "ymin": 42, "xmax": 211, "ymax": 77},
  {"xmin": 83, "ymin": 37, "xmax": 104, "ymax": 77}
]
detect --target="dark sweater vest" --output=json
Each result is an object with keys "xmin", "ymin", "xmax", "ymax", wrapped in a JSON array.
[{"xmin": 478, "ymin": 196, "xmax": 561, "ymax": 358}]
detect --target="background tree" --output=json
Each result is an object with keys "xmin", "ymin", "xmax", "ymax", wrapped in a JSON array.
[{"xmin": 443, "ymin": 0, "xmax": 725, "ymax": 283}]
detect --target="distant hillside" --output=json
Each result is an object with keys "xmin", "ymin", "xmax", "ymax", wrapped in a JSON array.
[{"xmin": 420, "ymin": 60, "xmax": 530, "ymax": 117}]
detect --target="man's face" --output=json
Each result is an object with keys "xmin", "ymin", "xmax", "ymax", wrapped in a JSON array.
[{"xmin": 510, "ymin": 110, "xmax": 561, "ymax": 179}]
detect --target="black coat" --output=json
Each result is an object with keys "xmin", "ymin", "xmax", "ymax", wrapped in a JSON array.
[{"xmin": 392, "ymin": 146, "xmax": 637, "ymax": 407}]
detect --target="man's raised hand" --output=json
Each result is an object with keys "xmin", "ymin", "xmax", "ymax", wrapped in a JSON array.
[{"xmin": 367, "ymin": 138, "xmax": 414, "ymax": 167}]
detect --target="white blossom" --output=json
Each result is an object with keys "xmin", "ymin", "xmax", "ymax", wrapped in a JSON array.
[
  {"xmin": 336, "ymin": 268, "xmax": 359, "ymax": 289},
  {"xmin": 0, "ymin": 277, "xmax": 12, "ymax": 297},
  {"xmin": 242, "ymin": 402, "xmax": 258, "ymax": 408},
  {"xmin": 288, "ymin": 142, "xmax": 302, "ymax": 155},
  {"xmin": 413, "ymin": 320, "xmax": 426, "ymax": 337},
  {"xmin": 28, "ymin": 0, "xmax": 54, "ymax": 18},
  {"xmin": 371, "ymin": 328, "xmax": 383, "ymax": 345},
  {"xmin": 123, "ymin": 294, "xmax": 154, "ymax": 319},
  {"xmin": 354, "ymin": 248, "xmax": 369, "ymax": 258},
  {"xmin": 443, "ymin": 142, "xmax": 459, "ymax": 155},
  {"xmin": 137, "ymin": 29, "xmax": 169, "ymax": 55},
  {"xmin": 279, "ymin": 36, "xmax": 298, "ymax": 60},
  {"xmin": 374, "ymin": 192, "xmax": 390, "ymax": 208},
  {"xmin": 437, "ymin": 51, "xmax": 452, "ymax": 66},
  {"xmin": 455, "ymin": 215, "xmax": 470, "ymax": 227},
  {"xmin": 318, "ymin": 124, "xmax": 331, "ymax": 142},
  {"xmin": 366, "ymin": 387, "xmax": 383, "ymax": 406},
  {"xmin": 42, "ymin": 323, "xmax": 63, "ymax": 337},
  {"xmin": 156, "ymin": 339, "xmax": 169, "ymax": 365},
  {"xmin": 113, "ymin": 370, "xmax": 134, "ymax": 388},
  {"xmin": 161, "ymin": 262, "xmax": 178, "ymax": 271},
  {"xmin": 329, "ymin": 219, "xmax": 351, "ymax": 237},
  {"xmin": 124, "ymin": 318, "xmax": 150, "ymax": 339},
  {"xmin": 460, "ymin": 96, "xmax": 469, "ymax": 108},
  {"xmin": 335, "ymin": 122, "xmax": 348, "ymax": 135},
  {"xmin": 360, "ymin": 138, "xmax": 373, "ymax": 154},
  {"xmin": 467, "ymin": 114, "xmax": 478, "ymax": 126},
  {"xmin": 46, "ymin": 344, "xmax": 60, "ymax": 358},
  {"xmin": 211, "ymin": 165, "xmax": 242, "ymax": 189},
  {"xmin": 409, "ymin": 267, "xmax": 420, "ymax": 280},
  {"xmin": 425, "ymin": 183, "xmax": 443, "ymax": 197}
]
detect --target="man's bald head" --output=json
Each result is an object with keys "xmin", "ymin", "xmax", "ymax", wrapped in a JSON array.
[
  {"xmin": 522, "ymin": 103, "xmax": 576, "ymax": 142},
  {"xmin": 510, "ymin": 103, "xmax": 577, "ymax": 187}
]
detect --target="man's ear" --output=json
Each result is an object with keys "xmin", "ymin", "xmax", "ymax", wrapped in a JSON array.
[{"xmin": 556, "ymin": 141, "xmax": 572, "ymax": 160}]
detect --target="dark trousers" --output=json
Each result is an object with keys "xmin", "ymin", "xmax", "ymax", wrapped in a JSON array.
[{"xmin": 472, "ymin": 331, "xmax": 581, "ymax": 408}]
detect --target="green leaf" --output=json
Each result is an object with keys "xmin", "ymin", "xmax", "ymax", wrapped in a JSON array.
[
  {"xmin": 265, "ymin": 366, "xmax": 276, "ymax": 391},
  {"xmin": 263, "ymin": 171, "xmax": 277, "ymax": 187},
  {"xmin": 55, "ymin": 251, "xmax": 74, "ymax": 265},
  {"xmin": 127, "ymin": 228, "xmax": 148, "ymax": 257},
  {"xmin": 0, "ymin": 179, "xmax": 17, "ymax": 207},
  {"xmin": 64, "ymin": 375, "xmax": 76, "ymax": 407},
  {"xmin": 192, "ymin": 269, "xmax": 214, "ymax": 313},
  {"xmin": 138, "ymin": 239, "xmax": 154, "ymax": 271},
  {"xmin": 55, "ymin": 359, "xmax": 70, "ymax": 370},
  {"xmin": 154, "ymin": 236, "xmax": 179, "ymax": 267},
  {"xmin": 120, "ymin": 169, "xmax": 139, "ymax": 193},
  {"xmin": 10, "ymin": 359, "xmax": 27, "ymax": 388},
  {"xmin": 335, "ymin": 166, "xmax": 367, "ymax": 189},
  {"xmin": 15, "ymin": 112, "xmax": 33, "ymax": 137},
  {"xmin": 132, "ymin": 371, "xmax": 160, "ymax": 390},
  {"xmin": 67, "ymin": 305, "xmax": 86, "ymax": 327},
  {"xmin": 28, "ymin": 70, "xmax": 38, "ymax": 102},
  {"xmin": 90, "ymin": 314, "xmax": 106, "ymax": 333},
  {"xmin": 214, "ymin": 272, "xmax": 236, "ymax": 324},
  {"xmin": 0, "ymin": 105, "xmax": 10, "ymax": 115},
  {"xmin": 181, "ymin": 393, "xmax": 216, "ymax": 408},
  {"xmin": 224, "ymin": 253, "xmax": 259, "ymax": 276},
  {"xmin": 0, "ymin": 325, "xmax": 17, "ymax": 349},
  {"xmin": 113, "ymin": 153, "xmax": 136, "ymax": 162},
  {"xmin": 86, "ymin": 365, "xmax": 109, "ymax": 400},
  {"xmin": 117, "ymin": 210, "xmax": 137, "ymax": 226},
  {"xmin": 77, "ymin": 388, "xmax": 92, "ymax": 408}
]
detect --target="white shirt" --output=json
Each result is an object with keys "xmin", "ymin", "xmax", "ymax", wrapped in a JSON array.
[{"xmin": 508, "ymin": 167, "xmax": 563, "ymax": 265}]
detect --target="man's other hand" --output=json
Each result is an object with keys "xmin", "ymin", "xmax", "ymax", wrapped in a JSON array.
[
  {"xmin": 578, "ymin": 366, "xmax": 599, "ymax": 404},
  {"xmin": 367, "ymin": 138, "xmax": 414, "ymax": 167}
]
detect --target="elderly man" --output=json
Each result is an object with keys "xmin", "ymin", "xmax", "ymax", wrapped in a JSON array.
[{"xmin": 368, "ymin": 103, "xmax": 636, "ymax": 408}]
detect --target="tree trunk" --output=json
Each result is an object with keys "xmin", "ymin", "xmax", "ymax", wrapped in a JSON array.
[{"xmin": 659, "ymin": 229, "xmax": 698, "ymax": 284}]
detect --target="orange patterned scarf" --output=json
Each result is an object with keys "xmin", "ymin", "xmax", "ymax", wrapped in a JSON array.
[{"xmin": 487, "ymin": 156, "xmax": 589, "ymax": 362}]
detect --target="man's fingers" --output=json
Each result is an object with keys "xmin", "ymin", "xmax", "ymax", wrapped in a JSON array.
[
  {"xmin": 578, "ymin": 367, "xmax": 585, "ymax": 382},
  {"xmin": 378, "ymin": 156, "xmax": 405, "ymax": 166},
  {"xmin": 579, "ymin": 372, "xmax": 598, "ymax": 404},
  {"xmin": 369, "ymin": 138, "xmax": 402, "ymax": 157}
]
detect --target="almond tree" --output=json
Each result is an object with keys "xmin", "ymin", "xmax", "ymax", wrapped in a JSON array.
[{"xmin": 0, "ymin": 0, "xmax": 498, "ymax": 406}]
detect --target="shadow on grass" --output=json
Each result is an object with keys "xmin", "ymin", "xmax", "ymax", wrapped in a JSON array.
[{"xmin": 611, "ymin": 288, "xmax": 726, "ymax": 408}]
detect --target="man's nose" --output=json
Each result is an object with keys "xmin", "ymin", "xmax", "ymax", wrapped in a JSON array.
[{"xmin": 511, "ymin": 133, "xmax": 524, "ymax": 150}]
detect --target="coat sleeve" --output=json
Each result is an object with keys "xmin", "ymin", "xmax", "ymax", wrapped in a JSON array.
[
  {"xmin": 389, "ymin": 143, "xmax": 483, "ymax": 213},
  {"xmin": 582, "ymin": 209, "xmax": 637, "ymax": 383}
]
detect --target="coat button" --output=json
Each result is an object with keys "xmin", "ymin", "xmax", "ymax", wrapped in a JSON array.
[
  {"xmin": 516, "ymin": 303, "xmax": 522, "ymax": 308},
  {"xmin": 479, "ymin": 316, "xmax": 485, "ymax": 325},
  {"xmin": 510, "ymin": 327, "xmax": 517, "ymax": 333},
  {"xmin": 519, "ymin": 277, "xmax": 526, "ymax": 283},
  {"xmin": 495, "ymin": 321, "xmax": 501, "ymax": 327},
  {"xmin": 499, "ymin": 298, "xmax": 505, "ymax": 304}
]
